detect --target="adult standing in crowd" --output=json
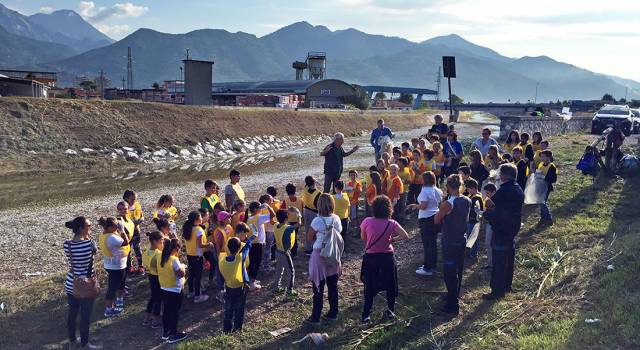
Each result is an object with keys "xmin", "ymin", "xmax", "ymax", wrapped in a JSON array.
[
  {"xmin": 321, "ymin": 133, "xmax": 359, "ymax": 193},
  {"xmin": 64, "ymin": 217, "xmax": 101, "ymax": 349},
  {"xmin": 224, "ymin": 169, "xmax": 245, "ymax": 210},
  {"xmin": 306, "ymin": 194, "xmax": 344, "ymax": 325},
  {"xmin": 429, "ymin": 114, "xmax": 449, "ymax": 142},
  {"xmin": 359, "ymin": 195, "xmax": 409, "ymax": 323},
  {"xmin": 483, "ymin": 164, "xmax": 524, "ymax": 300},
  {"xmin": 434, "ymin": 175, "xmax": 471, "ymax": 315},
  {"xmin": 444, "ymin": 131, "xmax": 464, "ymax": 176},
  {"xmin": 471, "ymin": 128, "xmax": 500, "ymax": 157},
  {"xmin": 408, "ymin": 171, "xmax": 442, "ymax": 276},
  {"xmin": 370, "ymin": 119, "xmax": 394, "ymax": 161}
]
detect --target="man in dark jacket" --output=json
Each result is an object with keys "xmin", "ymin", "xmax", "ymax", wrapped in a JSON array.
[
  {"xmin": 321, "ymin": 132, "xmax": 359, "ymax": 193},
  {"xmin": 483, "ymin": 163, "xmax": 524, "ymax": 300}
]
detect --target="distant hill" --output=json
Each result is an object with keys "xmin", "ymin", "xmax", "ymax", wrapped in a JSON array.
[
  {"xmin": 28, "ymin": 10, "xmax": 114, "ymax": 52},
  {"xmin": 0, "ymin": 3, "xmax": 111, "ymax": 63},
  {"xmin": 0, "ymin": 25, "xmax": 76, "ymax": 66},
  {"xmin": 33, "ymin": 20, "xmax": 640, "ymax": 102}
]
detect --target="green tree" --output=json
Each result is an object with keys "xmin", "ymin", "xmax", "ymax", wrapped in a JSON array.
[
  {"xmin": 451, "ymin": 94, "xmax": 464, "ymax": 104},
  {"xmin": 79, "ymin": 80, "xmax": 97, "ymax": 91},
  {"xmin": 374, "ymin": 92, "xmax": 387, "ymax": 100},
  {"xmin": 340, "ymin": 85, "xmax": 370, "ymax": 110},
  {"xmin": 602, "ymin": 93, "xmax": 615, "ymax": 102},
  {"xmin": 398, "ymin": 93, "xmax": 414, "ymax": 105},
  {"xmin": 152, "ymin": 82, "xmax": 160, "ymax": 90}
]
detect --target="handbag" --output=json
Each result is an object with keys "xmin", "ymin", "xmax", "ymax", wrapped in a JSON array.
[
  {"xmin": 69, "ymin": 241, "xmax": 101, "ymax": 299},
  {"xmin": 360, "ymin": 221, "xmax": 391, "ymax": 282}
]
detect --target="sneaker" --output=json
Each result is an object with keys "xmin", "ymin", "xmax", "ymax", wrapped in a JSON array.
[
  {"xmin": 194, "ymin": 294, "xmax": 210, "ymax": 304},
  {"xmin": 151, "ymin": 320, "xmax": 162, "ymax": 329},
  {"xmin": 286, "ymin": 290, "xmax": 298, "ymax": 299},
  {"xmin": 186, "ymin": 292, "xmax": 195, "ymax": 299},
  {"xmin": 137, "ymin": 266, "xmax": 145, "ymax": 275},
  {"xmin": 142, "ymin": 317, "xmax": 150, "ymax": 326},
  {"xmin": 481, "ymin": 293, "xmax": 502, "ymax": 301},
  {"xmin": 123, "ymin": 288, "xmax": 130, "ymax": 298},
  {"xmin": 161, "ymin": 331, "xmax": 171, "ymax": 341},
  {"xmin": 114, "ymin": 298, "xmax": 124, "ymax": 311},
  {"xmin": 441, "ymin": 305, "xmax": 459, "ymax": 315},
  {"xmin": 361, "ymin": 316, "xmax": 371, "ymax": 324},
  {"xmin": 274, "ymin": 287, "xmax": 285, "ymax": 294},
  {"xmin": 384, "ymin": 309, "xmax": 396, "ymax": 320},
  {"xmin": 415, "ymin": 267, "xmax": 433, "ymax": 276},
  {"xmin": 79, "ymin": 343, "xmax": 102, "ymax": 349},
  {"xmin": 128, "ymin": 266, "xmax": 135, "ymax": 274},
  {"xmin": 167, "ymin": 332, "xmax": 188, "ymax": 344},
  {"xmin": 323, "ymin": 314, "xmax": 338, "ymax": 321},
  {"xmin": 249, "ymin": 281, "xmax": 262, "ymax": 290},
  {"xmin": 103, "ymin": 308, "xmax": 121, "ymax": 317},
  {"xmin": 304, "ymin": 317, "xmax": 320, "ymax": 326},
  {"xmin": 304, "ymin": 250, "xmax": 312, "ymax": 257}
]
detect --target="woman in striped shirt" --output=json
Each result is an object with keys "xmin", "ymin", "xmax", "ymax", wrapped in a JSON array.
[{"xmin": 64, "ymin": 216, "xmax": 100, "ymax": 349}]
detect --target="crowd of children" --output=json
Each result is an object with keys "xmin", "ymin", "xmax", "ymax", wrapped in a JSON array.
[{"xmin": 64, "ymin": 126, "xmax": 558, "ymax": 346}]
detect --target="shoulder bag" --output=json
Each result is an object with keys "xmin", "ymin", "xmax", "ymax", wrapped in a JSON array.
[{"xmin": 69, "ymin": 240, "xmax": 101, "ymax": 299}]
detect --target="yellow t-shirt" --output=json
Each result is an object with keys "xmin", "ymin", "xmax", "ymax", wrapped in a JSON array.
[
  {"xmin": 157, "ymin": 255, "xmax": 184, "ymax": 290},
  {"xmin": 302, "ymin": 187, "xmax": 321, "ymax": 211},
  {"xmin": 142, "ymin": 248, "xmax": 161, "ymax": 275},
  {"xmin": 398, "ymin": 167, "xmax": 414, "ymax": 193},
  {"xmin": 332, "ymin": 193, "xmax": 350, "ymax": 220},
  {"xmin": 117, "ymin": 217, "xmax": 134, "ymax": 256},
  {"xmin": 274, "ymin": 223, "xmax": 296, "ymax": 252},
  {"xmin": 218, "ymin": 250, "xmax": 249, "ymax": 289},
  {"xmin": 185, "ymin": 226, "xmax": 207, "ymax": 256},
  {"xmin": 127, "ymin": 201, "xmax": 144, "ymax": 229}
]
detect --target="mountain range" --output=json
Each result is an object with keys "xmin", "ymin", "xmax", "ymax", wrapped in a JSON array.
[{"xmin": 0, "ymin": 3, "xmax": 638, "ymax": 102}]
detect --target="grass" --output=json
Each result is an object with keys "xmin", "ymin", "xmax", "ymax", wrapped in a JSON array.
[{"xmin": 0, "ymin": 134, "xmax": 638, "ymax": 350}]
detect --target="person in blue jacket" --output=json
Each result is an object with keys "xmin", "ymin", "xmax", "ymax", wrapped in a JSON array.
[{"xmin": 370, "ymin": 119, "xmax": 394, "ymax": 160}]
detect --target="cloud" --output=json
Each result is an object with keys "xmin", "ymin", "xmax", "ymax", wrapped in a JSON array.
[
  {"xmin": 77, "ymin": 1, "xmax": 148, "ymax": 23},
  {"xmin": 96, "ymin": 24, "xmax": 131, "ymax": 35},
  {"xmin": 338, "ymin": 0, "xmax": 441, "ymax": 15},
  {"xmin": 39, "ymin": 6, "xmax": 54, "ymax": 14}
]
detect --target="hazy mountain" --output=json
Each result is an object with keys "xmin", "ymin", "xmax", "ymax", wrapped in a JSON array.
[
  {"xmin": 29, "ymin": 10, "xmax": 114, "ymax": 51},
  {"xmin": 43, "ymin": 21, "xmax": 640, "ymax": 102},
  {"xmin": 0, "ymin": 25, "xmax": 76, "ymax": 67},
  {"xmin": 0, "ymin": 3, "xmax": 110, "ymax": 59}
]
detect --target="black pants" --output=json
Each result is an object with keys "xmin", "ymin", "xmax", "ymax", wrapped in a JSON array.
[
  {"xmin": 131, "ymin": 229, "xmax": 143, "ymax": 264},
  {"xmin": 442, "ymin": 243, "xmax": 465, "ymax": 311},
  {"xmin": 105, "ymin": 268, "xmax": 126, "ymax": 300},
  {"xmin": 203, "ymin": 251, "xmax": 217, "ymax": 282},
  {"xmin": 340, "ymin": 218, "xmax": 349, "ymax": 247},
  {"xmin": 161, "ymin": 290, "xmax": 182, "ymax": 335},
  {"xmin": 67, "ymin": 294, "xmax": 94, "ymax": 346},
  {"xmin": 408, "ymin": 184, "xmax": 422, "ymax": 205},
  {"xmin": 146, "ymin": 275, "xmax": 162, "ymax": 316},
  {"xmin": 223, "ymin": 286, "xmax": 247, "ymax": 333},
  {"xmin": 362, "ymin": 253, "xmax": 397, "ymax": 318},
  {"xmin": 288, "ymin": 222, "xmax": 299, "ymax": 257},
  {"xmin": 323, "ymin": 175, "xmax": 339, "ymax": 194},
  {"xmin": 491, "ymin": 243, "xmax": 516, "ymax": 297},
  {"xmin": 187, "ymin": 255, "xmax": 203, "ymax": 296},
  {"xmin": 419, "ymin": 216, "xmax": 439, "ymax": 270},
  {"xmin": 311, "ymin": 274, "xmax": 339, "ymax": 321},
  {"xmin": 248, "ymin": 243, "xmax": 263, "ymax": 280},
  {"xmin": 393, "ymin": 193, "xmax": 407, "ymax": 225}
]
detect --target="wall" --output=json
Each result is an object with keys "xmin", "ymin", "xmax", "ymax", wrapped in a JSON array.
[{"xmin": 498, "ymin": 115, "xmax": 592, "ymax": 140}]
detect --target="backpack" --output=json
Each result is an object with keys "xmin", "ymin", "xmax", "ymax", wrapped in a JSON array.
[
  {"xmin": 576, "ymin": 154, "xmax": 599, "ymax": 176},
  {"xmin": 319, "ymin": 216, "xmax": 344, "ymax": 268}
]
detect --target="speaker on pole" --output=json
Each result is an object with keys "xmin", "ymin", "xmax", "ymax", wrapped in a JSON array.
[{"xmin": 443, "ymin": 56, "xmax": 456, "ymax": 78}]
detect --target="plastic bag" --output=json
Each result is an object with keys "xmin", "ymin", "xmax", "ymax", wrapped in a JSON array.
[
  {"xmin": 524, "ymin": 175, "xmax": 548, "ymax": 205},
  {"xmin": 465, "ymin": 222, "xmax": 481, "ymax": 249}
]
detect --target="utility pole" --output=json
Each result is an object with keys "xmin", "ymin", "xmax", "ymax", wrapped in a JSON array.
[
  {"xmin": 185, "ymin": 49, "xmax": 190, "ymax": 60},
  {"xmin": 534, "ymin": 82, "xmax": 539, "ymax": 104},
  {"xmin": 121, "ymin": 76, "xmax": 125, "ymax": 90},
  {"xmin": 99, "ymin": 69, "xmax": 105, "ymax": 99},
  {"xmin": 180, "ymin": 67, "xmax": 183, "ymax": 82},
  {"xmin": 126, "ymin": 47, "xmax": 133, "ymax": 91},
  {"xmin": 436, "ymin": 66, "xmax": 442, "ymax": 102}
]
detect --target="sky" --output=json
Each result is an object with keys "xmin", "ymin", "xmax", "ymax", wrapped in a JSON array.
[{"xmin": 5, "ymin": 0, "xmax": 640, "ymax": 81}]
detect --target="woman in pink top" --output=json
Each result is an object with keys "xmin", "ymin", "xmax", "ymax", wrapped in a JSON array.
[{"xmin": 359, "ymin": 195, "xmax": 409, "ymax": 323}]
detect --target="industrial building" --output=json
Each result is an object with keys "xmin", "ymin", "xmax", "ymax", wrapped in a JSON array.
[
  {"xmin": 211, "ymin": 79, "xmax": 356, "ymax": 108},
  {"xmin": 183, "ymin": 59, "xmax": 214, "ymax": 106},
  {"xmin": 0, "ymin": 76, "xmax": 50, "ymax": 98}
]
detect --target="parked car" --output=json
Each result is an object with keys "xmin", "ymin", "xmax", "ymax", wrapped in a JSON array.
[
  {"xmin": 591, "ymin": 105, "xmax": 633, "ymax": 136},
  {"xmin": 631, "ymin": 109, "xmax": 640, "ymax": 134}
]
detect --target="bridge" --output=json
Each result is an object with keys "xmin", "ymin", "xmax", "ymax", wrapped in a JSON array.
[
  {"xmin": 429, "ymin": 101, "xmax": 559, "ymax": 121},
  {"xmin": 362, "ymin": 85, "xmax": 438, "ymax": 110}
]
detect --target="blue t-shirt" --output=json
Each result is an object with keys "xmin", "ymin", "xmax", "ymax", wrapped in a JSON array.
[
  {"xmin": 444, "ymin": 140, "xmax": 463, "ymax": 157},
  {"xmin": 370, "ymin": 127, "xmax": 393, "ymax": 150}
]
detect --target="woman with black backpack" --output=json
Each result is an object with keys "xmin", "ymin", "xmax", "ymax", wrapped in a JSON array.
[
  {"xmin": 64, "ymin": 216, "xmax": 101, "ymax": 349},
  {"xmin": 359, "ymin": 195, "xmax": 409, "ymax": 323}
]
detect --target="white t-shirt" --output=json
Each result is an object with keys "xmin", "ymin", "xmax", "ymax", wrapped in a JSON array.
[
  {"xmin": 161, "ymin": 259, "xmax": 186, "ymax": 293},
  {"xmin": 103, "ymin": 235, "xmax": 127, "ymax": 270},
  {"xmin": 310, "ymin": 215, "xmax": 342, "ymax": 250},
  {"xmin": 247, "ymin": 213, "xmax": 272, "ymax": 244},
  {"xmin": 417, "ymin": 186, "xmax": 443, "ymax": 219},
  {"xmin": 194, "ymin": 228, "xmax": 204, "ymax": 256}
]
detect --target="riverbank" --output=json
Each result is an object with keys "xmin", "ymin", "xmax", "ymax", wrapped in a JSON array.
[
  {"xmin": 1, "ymin": 134, "xmax": 637, "ymax": 349},
  {"xmin": 0, "ymin": 97, "xmax": 432, "ymax": 176}
]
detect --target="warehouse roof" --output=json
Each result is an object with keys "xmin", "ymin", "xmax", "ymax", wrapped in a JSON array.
[{"xmin": 212, "ymin": 79, "xmax": 352, "ymax": 95}]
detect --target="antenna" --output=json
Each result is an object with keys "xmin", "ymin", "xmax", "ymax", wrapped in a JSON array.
[
  {"xmin": 185, "ymin": 49, "xmax": 190, "ymax": 60},
  {"xmin": 99, "ymin": 69, "xmax": 105, "ymax": 99},
  {"xmin": 126, "ymin": 47, "xmax": 133, "ymax": 90},
  {"xmin": 122, "ymin": 76, "xmax": 125, "ymax": 90}
]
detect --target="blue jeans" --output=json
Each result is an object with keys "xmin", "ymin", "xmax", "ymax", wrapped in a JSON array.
[{"xmin": 540, "ymin": 190, "xmax": 552, "ymax": 220}]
